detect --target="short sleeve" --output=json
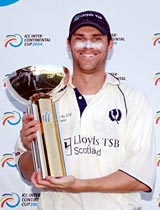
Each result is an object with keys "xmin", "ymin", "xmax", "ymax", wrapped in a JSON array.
[{"xmin": 119, "ymin": 90, "xmax": 156, "ymax": 191}]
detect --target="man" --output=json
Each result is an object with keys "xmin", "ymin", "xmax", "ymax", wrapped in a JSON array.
[{"xmin": 15, "ymin": 10, "xmax": 156, "ymax": 210}]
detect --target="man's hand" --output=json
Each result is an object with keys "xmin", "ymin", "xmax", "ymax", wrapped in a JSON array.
[
  {"xmin": 17, "ymin": 114, "xmax": 39, "ymax": 181},
  {"xmin": 20, "ymin": 114, "xmax": 39, "ymax": 150},
  {"xmin": 31, "ymin": 170, "xmax": 76, "ymax": 192}
]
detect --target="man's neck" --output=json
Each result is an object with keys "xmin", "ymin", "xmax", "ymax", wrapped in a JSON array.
[{"xmin": 72, "ymin": 71, "xmax": 106, "ymax": 95}]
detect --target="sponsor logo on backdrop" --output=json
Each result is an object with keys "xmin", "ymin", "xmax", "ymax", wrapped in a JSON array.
[
  {"xmin": 1, "ymin": 153, "xmax": 16, "ymax": 168},
  {"xmin": 111, "ymin": 33, "xmax": 125, "ymax": 45},
  {"xmin": 4, "ymin": 33, "xmax": 51, "ymax": 48},
  {"xmin": 155, "ymin": 111, "xmax": 160, "ymax": 125},
  {"xmin": 20, "ymin": 193, "xmax": 40, "ymax": 207},
  {"xmin": 2, "ymin": 111, "xmax": 21, "ymax": 126},
  {"xmin": 0, "ymin": 192, "xmax": 40, "ymax": 208},
  {"xmin": 153, "ymin": 33, "xmax": 160, "ymax": 46},
  {"xmin": 154, "ymin": 72, "xmax": 160, "ymax": 86},
  {"xmin": 0, "ymin": 0, "xmax": 19, "ymax": 7}
]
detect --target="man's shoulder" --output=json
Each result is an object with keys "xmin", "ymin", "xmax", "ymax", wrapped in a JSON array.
[
  {"xmin": 107, "ymin": 73, "xmax": 146, "ymax": 95},
  {"xmin": 107, "ymin": 73, "xmax": 150, "ymax": 104},
  {"xmin": 119, "ymin": 82, "xmax": 147, "ymax": 98}
]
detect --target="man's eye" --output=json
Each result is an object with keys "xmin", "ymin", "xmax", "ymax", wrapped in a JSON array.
[
  {"xmin": 94, "ymin": 37, "xmax": 102, "ymax": 41},
  {"xmin": 75, "ymin": 37, "xmax": 83, "ymax": 41}
]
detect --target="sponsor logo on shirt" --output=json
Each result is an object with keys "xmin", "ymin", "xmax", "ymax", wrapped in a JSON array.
[{"xmin": 64, "ymin": 135, "xmax": 120, "ymax": 157}]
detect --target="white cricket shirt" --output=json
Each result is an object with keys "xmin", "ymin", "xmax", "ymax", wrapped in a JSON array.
[{"xmin": 15, "ymin": 73, "xmax": 156, "ymax": 210}]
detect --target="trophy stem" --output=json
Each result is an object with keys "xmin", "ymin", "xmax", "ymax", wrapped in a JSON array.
[{"xmin": 30, "ymin": 98, "xmax": 68, "ymax": 179}]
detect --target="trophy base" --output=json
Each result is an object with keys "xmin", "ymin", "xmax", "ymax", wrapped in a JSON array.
[{"xmin": 30, "ymin": 98, "xmax": 68, "ymax": 179}]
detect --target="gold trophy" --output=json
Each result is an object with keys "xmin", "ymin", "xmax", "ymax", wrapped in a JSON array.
[{"xmin": 6, "ymin": 65, "xmax": 69, "ymax": 179}]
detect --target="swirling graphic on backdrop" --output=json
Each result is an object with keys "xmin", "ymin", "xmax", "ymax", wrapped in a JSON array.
[
  {"xmin": 153, "ymin": 33, "xmax": 160, "ymax": 46},
  {"xmin": 2, "ymin": 111, "xmax": 21, "ymax": 126},
  {"xmin": 0, "ymin": 0, "xmax": 19, "ymax": 7},
  {"xmin": 156, "ymin": 153, "xmax": 160, "ymax": 167},
  {"xmin": 154, "ymin": 72, "xmax": 160, "ymax": 86},
  {"xmin": 157, "ymin": 196, "xmax": 160, "ymax": 207},
  {"xmin": 0, "ymin": 192, "xmax": 20, "ymax": 208},
  {"xmin": 155, "ymin": 111, "xmax": 160, "ymax": 125},
  {"xmin": 1, "ymin": 153, "xmax": 16, "ymax": 168},
  {"xmin": 4, "ymin": 34, "xmax": 23, "ymax": 48}
]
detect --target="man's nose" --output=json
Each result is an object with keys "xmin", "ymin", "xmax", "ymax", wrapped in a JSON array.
[{"xmin": 84, "ymin": 40, "xmax": 93, "ymax": 49}]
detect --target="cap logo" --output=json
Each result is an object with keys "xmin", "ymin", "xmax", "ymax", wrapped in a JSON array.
[{"xmin": 73, "ymin": 12, "xmax": 102, "ymax": 22}]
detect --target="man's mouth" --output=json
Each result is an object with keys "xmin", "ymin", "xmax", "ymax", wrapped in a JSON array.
[{"xmin": 80, "ymin": 53, "xmax": 96, "ymax": 58}]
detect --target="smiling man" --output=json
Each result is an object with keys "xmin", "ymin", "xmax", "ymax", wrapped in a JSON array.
[{"xmin": 15, "ymin": 10, "xmax": 156, "ymax": 210}]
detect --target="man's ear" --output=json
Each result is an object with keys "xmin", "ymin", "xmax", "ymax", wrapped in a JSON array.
[
  {"xmin": 67, "ymin": 39, "xmax": 71, "ymax": 50},
  {"xmin": 108, "ymin": 39, "xmax": 114, "ymax": 51}
]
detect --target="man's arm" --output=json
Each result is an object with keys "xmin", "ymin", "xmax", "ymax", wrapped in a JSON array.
[
  {"xmin": 18, "ymin": 150, "xmax": 34, "ymax": 182},
  {"xmin": 70, "ymin": 170, "xmax": 151, "ymax": 193},
  {"xmin": 31, "ymin": 169, "xmax": 150, "ymax": 193}
]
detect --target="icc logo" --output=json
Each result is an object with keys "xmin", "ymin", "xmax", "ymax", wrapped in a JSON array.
[
  {"xmin": 2, "ymin": 111, "xmax": 22, "ymax": 126},
  {"xmin": 1, "ymin": 153, "xmax": 16, "ymax": 168},
  {"xmin": 153, "ymin": 33, "xmax": 160, "ymax": 46},
  {"xmin": 153, "ymin": 72, "xmax": 160, "ymax": 86},
  {"xmin": 41, "ymin": 111, "xmax": 53, "ymax": 123},
  {"xmin": 4, "ymin": 34, "xmax": 23, "ymax": 48},
  {"xmin": 0, "ymin": 192, "xmax": 20, "ymax": 208}
]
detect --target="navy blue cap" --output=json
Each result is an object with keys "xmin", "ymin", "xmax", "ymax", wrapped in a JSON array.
[{"xmin": 68, "ymin": 10, "xmax": 111, "ymax": 38}]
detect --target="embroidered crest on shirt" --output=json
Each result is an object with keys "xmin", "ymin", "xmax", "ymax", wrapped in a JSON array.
[{"xmin": 109, "ymin": 109, "xmax": 122, "ymax": 124}]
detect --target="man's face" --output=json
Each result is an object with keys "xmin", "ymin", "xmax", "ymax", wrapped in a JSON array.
[{"xmin": 68, "ymin": 26, "xmax": 113, "ymax": 74}]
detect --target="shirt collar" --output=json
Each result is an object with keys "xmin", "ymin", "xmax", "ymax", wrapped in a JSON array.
[
  {"xmin": 104, "ymin": 72, "xmax": 120, "ymax": 86},
  {"xmin": 67, "ymin": 72, "xmax": 120, "ymax": 89}
]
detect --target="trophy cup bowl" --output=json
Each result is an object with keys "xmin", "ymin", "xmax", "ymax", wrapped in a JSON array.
[{"xmin": 6, "ymin": 65, "xmax": 69, "ymax": 179}]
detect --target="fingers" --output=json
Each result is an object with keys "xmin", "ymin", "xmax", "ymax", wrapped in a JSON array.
[
  {"xmin": 46, "ymin": 175, "xmax": 75, "ymax": 187},
  {"xmin": 20, "ymin": 114, "xmax": 39, "ymax": 150},
  {"xmin": 31, "ymin": 170, "xmax": 54, "ymax": 189},
  {"xmin": 31, "ymin": 171, "xmax": 48, "ymax": 189},
  {"xmin": 31, "ymin": 170, "xmax": 76, "ymax": 191},
  {"xmin": 22, "ymin": 113, "xmax": 34, "ymax": 123}
]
